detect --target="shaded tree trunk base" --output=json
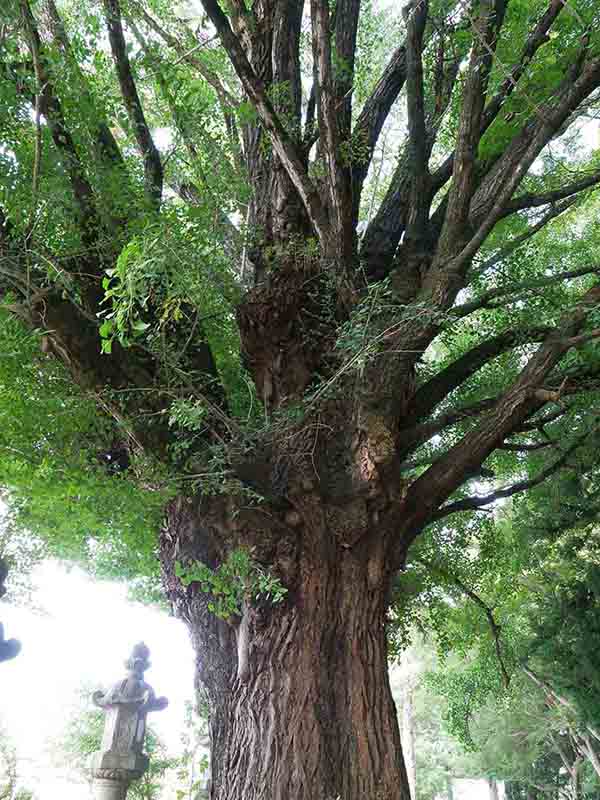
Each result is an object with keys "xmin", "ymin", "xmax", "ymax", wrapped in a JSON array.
[{"xmin": 161, "ymin": 495, "xmax": 412, "ymax": 800}]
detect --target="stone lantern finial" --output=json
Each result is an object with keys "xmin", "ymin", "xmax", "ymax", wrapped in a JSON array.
[{"xmin": 90, "ymin": 642, "xmax": 168, "ymax": 799}]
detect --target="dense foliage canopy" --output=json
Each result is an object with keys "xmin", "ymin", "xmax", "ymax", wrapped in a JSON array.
[{"xmin": 0, "ymin": 0, "xmax": 599, "ymax": 592}]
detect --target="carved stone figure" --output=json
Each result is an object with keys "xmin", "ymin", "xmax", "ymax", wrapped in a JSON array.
[
  {"xmin": 90, "ymin": 642, "xmax": 167, "ymax": 799},
  {"xmin": 0, "ymin": 557, "xmax": 20, "ymax": 663}
]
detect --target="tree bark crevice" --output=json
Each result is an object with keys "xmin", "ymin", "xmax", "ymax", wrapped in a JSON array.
[{"xmin": 160, "ymin": 492, "xmax": 409, "ymax": 800}]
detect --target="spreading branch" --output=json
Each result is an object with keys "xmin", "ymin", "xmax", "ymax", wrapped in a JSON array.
[
  {"xmin": 451, "ymin": 57, "xmax": 600, "ymax": 275},
  {"xmin": 360, "ymin": 28, "xmax": 461, "ymax": 278},
  {"xmin": 472, "ymin": 197, "xmax": 579, "ymax": 279},
  {"xmin": 481, "ymin": 0, "xmax": 567, "ymax": 132},
  {"xmin": 453, "ymin": 264, "xmax": 600, "ymax": 320},
  {"xmin": 435, "ymin": 429, "xmax": 589, "ymax": 518},
  {"xmin": 309, "ymin": 0, "xmax": 353, "ymax": 256},
  {"xmin": 44, "ymin": 0, "xmax": 124, "ymax": 171},
  {"xmin": 400, "ymin": 397, "xmax": 499, "ymax": 456},
  {"xmin": 503, "ymin": 166, "xmax": 600, "ymax": 216},
  {"xmin": 436, "ymin": 0, "xmax": 508, "ymax": 261},
  {"xmin": 18, "ymin": 0, "xmax": 97, "ymax": 240},
  {"xmin": 396, "ymin": 285, "xmax": 600, "ymax": 547},
  {"xmin": 517, "ymin": 406, "xmax": 568, "ymax": 432},
  {"xmin": 403, "ymin": 0, "xmax": 430, "ymax": 251},
  {"xmin": 102, "ymin": 0, "xmax": 163, "ymax": 209},
  {"xmin": 199, "ymin": 0, "xmax": 330, "ymax": 245},
  {"xmin": 351, "ymin": 42, "xmax": 407, "ymax": 220},
  {"xmin": 404, "ymin": 326, "xmax": 551, "ymax": 429},
  {"xmin": 499, "ymin": 440, "xmax": 551, "ymax": 452},
  {"xmin": 428, "ymin": 0, "xmax": 567, "ymax": 201},
  {"xmin": 128, "ymin": 1, "xmax": 238, "ymax": 109},
  {"xmin": 522, "ymin": 666, "xmax": 600, "ymax": 746},
  {"xmin": 430, "ymin": 564, "xmax": 511, "ymax": 690}
]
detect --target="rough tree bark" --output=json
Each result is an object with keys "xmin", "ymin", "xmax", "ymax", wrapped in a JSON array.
[
  {"xmin": 162, "ymin": 495, "xmax": 408, "ymax": 800},
  {"xmin": 4, "ymin": 1, "xmax": 600, "ymax": 799}
]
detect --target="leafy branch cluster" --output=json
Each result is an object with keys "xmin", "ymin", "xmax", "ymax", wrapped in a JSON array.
[{"xmin": 175, "ymin": 548, "xmax": 287, "ymax": 621}]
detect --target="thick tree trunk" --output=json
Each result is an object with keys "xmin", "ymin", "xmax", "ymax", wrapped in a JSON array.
[
  {"xmin": 161, "ymin": 496, "xmax": 411, "ymax": 800},
  {"xmin": 207, "ymin": 586, "xmax": 407, "ymax": 800}
]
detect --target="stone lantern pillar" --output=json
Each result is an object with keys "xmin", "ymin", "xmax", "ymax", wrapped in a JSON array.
[
  {"xmin": 0, "ymin": 558, "xmax": 20, "ymax": 663},
  {"xmin": 90, "ymin": 642, "xmax": 168, "ymax": 800}
]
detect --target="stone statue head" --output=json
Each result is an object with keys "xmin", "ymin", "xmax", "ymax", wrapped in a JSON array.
[{"xmin": 125, "ymin": 642, "xmax": 151, "ymax": 678}]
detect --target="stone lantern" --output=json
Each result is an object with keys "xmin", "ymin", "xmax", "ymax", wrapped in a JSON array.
[
  {"xmin": 0, "ymin": 558, "xmax": 20, "ymax": 663},
  {"xmin": 90, "ymin": 642, "xmax": 168, "ymax": 799}
]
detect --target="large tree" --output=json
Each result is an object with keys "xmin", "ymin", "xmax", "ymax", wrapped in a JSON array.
[{"xmin": 3, "ymin": 0, "xmax": 600, "ymax": 798}]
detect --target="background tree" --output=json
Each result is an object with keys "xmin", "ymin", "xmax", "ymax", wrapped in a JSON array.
[
  {"xmin": 0, "ymin": 728, "xmax": 18, "ymax": 800},
  {"xmin": 174, "ymin": 699, "xmax": 210, "ymax": 800},
  {"xmin": 391, "ymin": 642, "xmax": 482, "ymax": 800},
  {"xmin": 3, "ymin": 0, "xmax": 600, "ymax": 797},
  {"xmin": 388, "ymin": 637, "xmax": 596, "ymax": 800},
  {"xmin": 0, "ymin": 718, "xmax": 36, "ymax": 800},
  {"xmin": 407, "ymin": 473, "xmax": 600, "ymax": 799}
]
